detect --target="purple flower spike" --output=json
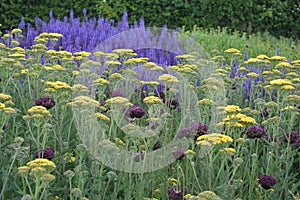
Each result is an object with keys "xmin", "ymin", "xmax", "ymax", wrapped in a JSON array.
[{"xmin": 258, "ymin": 174, "xmax": 277, "ymax": 190}]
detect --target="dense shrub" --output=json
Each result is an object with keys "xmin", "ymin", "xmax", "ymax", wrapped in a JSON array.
[{"xmin": 0, "ymin": 0, "xmax": 299, "ymax": 39}]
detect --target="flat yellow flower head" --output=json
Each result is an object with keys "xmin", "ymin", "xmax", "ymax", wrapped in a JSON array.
[{"xmin": 143, "ymin": 96, "xmax": 163, "ymax": 105}]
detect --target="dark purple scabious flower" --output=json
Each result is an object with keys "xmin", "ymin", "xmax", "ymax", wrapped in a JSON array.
[
  {"xmin": 282, "ymin": 131, "xmax": 299, "ymax": 144},
  {"xmin": 258, "ymin": 174, "xmax": 277, "ymax": 190},
  {"xmin": 133, "ymin": 151, "xmax": 145, "ymax": 162},
  {"xmin": 35, "ymin": 97, "xmax": 56, "ymax": 110},
  {"xmin": 2, "ymin": 124, "xmax": 8, "ymax": 131},
  {"xmin": 172, "ymin": 149, "xmax": 185, "ymax": 161},
  {"xmin": 244, "ymin": 126, "xmax": 266, "ymax": 139},
  {"xmin": 177, "ymin": 122, "xmax": 208, "ymax": 141},
  {"xmin": 167, "ymin": 188, "xmax": 183, "ymax": 200},
  {"xmin": 294, "ymin": 140, "xmax": 300, "ymax": 148},
  {"xmin": 127, "ymin": 105, "xmax": 146, "ymax": 118},
  {"xmin": 153, "ymin": 140, "xmax": 162, "ymax": 150},
  {"xmin": 166, "ymin": 99, "xmax": 179, "ymax": 110},
  {"xmin": 34, "ymin": 147, "xmax": 55, "ymax": 160},
  {"xmin": 110, "ymin": 90, "xmax": 126, "ymax": 97}
]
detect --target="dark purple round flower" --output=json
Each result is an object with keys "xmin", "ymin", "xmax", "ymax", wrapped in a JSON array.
[
  {"xmin": 34, "ymin": 147, "xmax": 55, "ymax": 160},
  {"xmin": 167, "ymin": 188, "xmax": 183, "ymax": 200},
  {"xmin": 245, "ymin": 126, "xmax": 266, "ymax": 139},
  {"xmin": 153, "ymin": 140, "xmax": 162, "ymax": 150},
  {"xmin": 166, "ymin": 99, "xmax": 179, "ymax": 110},
  {"xmin": 177, "ymin": 122, "xmax": 208, "ymax": 141},
  {"xmin": 127, "ymin": 105, "xmax": 146, "ymax": 118},
  {"xmin": 294, "ymin": 140, "xmax": 300, "ymax": 148},
  {"xmin": 133, "ymin": 151, "xmax": 145, "ymax": 162},
  {"xmin": 258, "ymin": 174, "xmax": 276, "ymax": 190},
  {"xmin": 282, "ymin": 131, "xmax": 299, "ymax": 144},
  {"xmin": 172, "ymin": 149, "xmax": 185, "ymax": 161},
  {"xmin": 35, "ymin": 97, "xmax": 56, "ymax": 110},
  {"xmin": 2, "ymin": 124, "xmax": 8, "ymax": 131}
]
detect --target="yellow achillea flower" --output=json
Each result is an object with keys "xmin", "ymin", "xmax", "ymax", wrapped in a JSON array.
[
  {"xmin": 270, "ymin": 56, "xmax": 287, "ymax": 61},
  {"xmin": 281, "ymin": 106, "xmax": 295, "ymax": 112},
  {"xmin": 106, "ymin": 96, "xmax": 130, "ymax": 105},
  {"xmin": 3, "ymin": 107, "xmax": 16, "ymax": 114},
  {"xmin": 238, "ymin": 66, "xmax": 249, "ymax": 72},
  {"xmin": 236, "ymin": 138, "xmax": 246, "ymax": 143},
  {"xmin": 109, "ymin": 73, "xmax": 124, "ymax": 80},
  {"xmin": 71, "ymin": 84, "xmax": 89, "ymax": 93},
  {"xmin": 276, "ymin": 61, "xmax": 292, "ymax": 68},
  {"xmin": 197, "ymin": 133, "xmax": 233, "ymax": 145},
  {"xmin": 93, "ymin": 78, "xmax": 109, "ymax": 86},
  {"xmin": 105, "ymin": 53, "xmax": 119, "ymax": 60},
  {"xmin": 212, "ymin": 55, "xmax": 226, "ymax": 61},
  {"xmin": 26, "ymin": 158, "xmax": 56, "ymax": 170},
  {"xmin": 149, "ymin": 65, "xmax": 164, "ymax": 72},
  {"xmin": 158, "ymin": 74, "xmax": 179, "ymax": 83},
  {"xmin": 257, "ymin": 55, "xmax": 270, "ymax": 60},
  {"xmin": 45, "ymin": 81, "xmax": 71, "ymax": 90},
  {"xmin": 247, "ymin": 72, "xmax": 259, "ymax": 78},
  {"xmin": 176, "ymin": 54, "xmax": 195, "ymax": 60},
  {"xmin": 124, "ymin": 57, "xmax": 148, "ymax": 65},
  {"xmin": 112, "ymin": 49, "xmax": 135, "ymax": 56},
  {"xmin": 224, "ymin": 48, "xmax": 240, "ymax": 54},
  {"xmin": 0, "ymin": 93, "xmax": 12, "ymax": 102},
  {"xmin": 115, "ymin": 138, "xmax": 126, "ymax": 148},
  {"xmin": 270, "ymin": 79, "xmax": 292, "ymax": 86},
  {"xmin": 105, "ymin": 60, "xmax": 121, "ymax": 67},
  {"xmin": 18, "ymin": 166, "xmax": 30, "ymax": 174},
  {"xmin": 72, "ymin": 71, "xmax": 80, "ymax": 76},
  {"xmin": 185, "ymin": 150, "xmax": 196, "ymax": 156},
  {"xmin": 67, "ymin": 96, "xmax": 99, "ymax": 108},
  {"xmin": 168, "ymin": 178, "xmax": 177, "ymax": 186},
  {"xmin": 95, "ymin": 113, "xmax": 110, "ymax": 122},
  {"xmin": 140, "ymin": 81, "xmax": 160, "ymax": 87},
  {"xmin": 41, "ymin": 173, "xmax": 55, "ymax": 182},
  {"xmin": 280, "ymin": 85, "xmax": 295, "ymax": 91},
  {"xmin": 74, "ymin": 51, "xmax": 91, "ymax": 57},
  {"xmin": 25, "ymin": 106, "xmax": 52, "ymax": 119},
  {"xmin": 94, "ymin": 51, "xmax": 105, "ymax": 57},
  {"xmin": 143, "ymin": 96, "xmax": 163, "ymax": 104},
  {"xmin": 197, "ymin": 140, "xmax": 212, "ymax": 147},
  {"xmin": 177, "ymin": 65, "xmax": 196, "ymax": 74},
  {"xmin": 11, "ymin": 28, "xmax": 22, "ymax": 34},
  {"xmin": 197, "ymin": 98, "xmax": 214, "ymax": 106},
  {"xmin": 224, "ymin": 105, "xmax": 241, "ymax": 114},
  {"xmin": 219, "ymin": 148, "xmax": 236, "ymax": 156}
]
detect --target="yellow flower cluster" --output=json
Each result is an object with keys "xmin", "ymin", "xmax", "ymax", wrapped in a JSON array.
[
  {"xmin": 247, "ymin": 72, "xmax": 260, "ymax": 78},
  {"xmin": 23, "ymin": 106, "xmax": 52, "ymax": 120},
  {"xmin": 106, "ymin": 96, "xmax": 130, "ymax": 105},
  {"xmin": 112, "ymin": 49, "xmax": 136, "ymax": 57},
  {"xmin": 143, "ymin": 96, "xmax": 163, "ymax": 105},
  {"xmin": 224, "ymin": 105, "xmax": 241, "ymax": 114},
  {"xmin": 219, "ymin": 147, "xmax": 236, "ymax": 156},
  {"xmin": 224, "ymin": 48, "xmax": 240, "ymax": 54},
  {"xmin": 18, "ymin": 158, "xmax": 56, "ymax": 180},
  {"xmin": 67, "ymin": 96, "xmax": 99, "ymax": 108},
  {"xmin": 158, "ymin": 74, "xmax": 179, "ymax": 84},
  {"xmin": 244, "ymin": 58, "xmax": 270, "ymax": 65},
  {"xmin": 93, "ymin": 78, "xmax": 109, "ymax": 86},
  {"xmin": 197, "ymin": 133, "xmax": 233, "ymax": 146},
  {"xmin": 124, "ymin": 57, "xmax": 149, "ymax": 66},
  {"xmin": 140, "ymin": 81, "xmax": 160, "ymax": 87},
  {"xmin": 45, "ymin": 81, "xmax": 71, "ymax": 92},
  {"xmin": 95, "ymin": 112, "xmax": 110, "ymax": 122}
]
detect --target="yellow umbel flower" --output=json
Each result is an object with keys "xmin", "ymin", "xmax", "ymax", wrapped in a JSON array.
[
  {"xmin": 197, "ymin": 133, "xmax": 233, "ymax": 145},
  {"xmin": 224, "ymin": 48, "xmax": 240, "ymax": 54},
  {"xmin": 270, "ymin": 79, "xmax": 292, "ymax": 86},
  {"xmin": 224, "ymin": 105, "xmax": 241, "ymax": 114},
  {"xmin": 158, "ymin": 74, "xmax": 179, "ymax": 83},
  {"xmin": 247, "ymin": 72, "xmax": 260, "ymax": 78},
  {"xmin": 219, "ymin": 148, "xmax": 236, "ymax": 156},
  {"xmin": 93, "ymin": 78, "xmax": 109, "ymax": 86},
  {"xmin": 143, "ymin": 96, "xmax": 163, "ymax": 105}
]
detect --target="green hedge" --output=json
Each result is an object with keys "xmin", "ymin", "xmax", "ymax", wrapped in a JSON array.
[{"xmin": 1, "ymin": 0, "xmax": 299, "ymax": 39}]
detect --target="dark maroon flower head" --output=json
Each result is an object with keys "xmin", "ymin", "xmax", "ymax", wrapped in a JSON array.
[
  {"xmin": 127, "ymin": 105, "xmax": 146, "ymax": 118},
  {"xmin": 2, "ymin": 124, "xmax": 8, "ymax": 131},
  {"xmin": 34, "ymin": 147, "xmax": 55, "ymax": 160},
  {"xmin": 172, "ymin": 149, "xmax": 185, "ymax": 161},
  {"xmin": 153, "ymin": 140, "xmax": 162, "ymax": 150},
  {"xmin": 245, "ymin": 126, "xmax": 266, "ymax": 139},
  {"xmin": 35, "ymin": 97, "xmax": 56, "ymax": 110},
  {"xmin": 167, "ymin": 188, "xmax": 183, "ymax": 200},
  {"xmin": 100, "ymin": 101, "xmax": 106, "ymax": 107},
  {"xmin": 258, "ymin": 174, "xmax": 276, "ymax": 190},
  {"xmin": 110, "ymin": 90, "xmax": 126, "ymax": 97},
  {"xmin": 133, "ymin": 151, "xmax": 145, "ymax": 162},
  {"xmin": 166, "ymin": 99, "xmax": 179, "ymax": 110},
  {"xmin": 294, "ymin": 140, "xmax": 300, "ymax": 148},
  {"xmin": 177, "ymin": 122, "xmax": 208, "ymax": 141},
  {"xmin": 282, "ymin": 131, "xmax": 299, "ymax": 144}
]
